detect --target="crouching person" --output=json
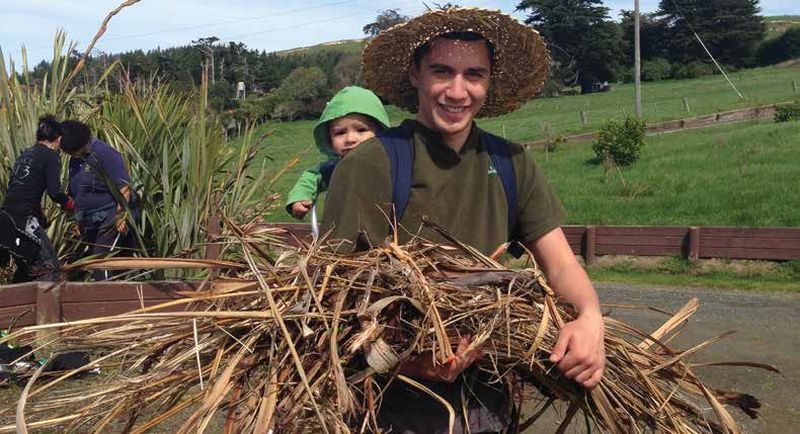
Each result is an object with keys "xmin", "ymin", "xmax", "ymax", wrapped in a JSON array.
[
  {"xmin": 60, "ymin": 120, "xmax": 134, "ymax": 280},
  {"xmin": 0, "ymin": 115, "xmax": 73, "ymax": 282}
]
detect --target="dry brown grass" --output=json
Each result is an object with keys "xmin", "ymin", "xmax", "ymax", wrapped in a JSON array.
[{"xmin": 0, "ymin": 223, "xmax": 777, "ymax": 433}]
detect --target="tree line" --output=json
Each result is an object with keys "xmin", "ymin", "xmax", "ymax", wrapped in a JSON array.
[{"xmin": 520, "ymin": 0, "xmax": 798, "ymax": 94}]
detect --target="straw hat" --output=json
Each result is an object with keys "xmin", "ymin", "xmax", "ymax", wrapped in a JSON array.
[{"xmin": 362, "ymin": 7, "xmax": 550, "ymax": 117}]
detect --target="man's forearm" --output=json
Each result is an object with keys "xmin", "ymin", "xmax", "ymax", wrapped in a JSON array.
[{"xmin": 544, "ymin": 261, "xmax": 601, "ymax": 317}]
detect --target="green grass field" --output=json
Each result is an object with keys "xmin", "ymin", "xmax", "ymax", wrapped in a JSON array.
[
  {"xmin": 539, "ymin": 119, "xmax": 800, "ymax": 226},
  {"xmin": 251, "ymin": 64, "xmax": 800, "ymax": 225}
]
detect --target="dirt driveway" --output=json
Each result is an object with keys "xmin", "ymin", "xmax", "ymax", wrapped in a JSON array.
[{"xmin": 527, "ymin": 284, "xmax": 799, "ymax": 433}]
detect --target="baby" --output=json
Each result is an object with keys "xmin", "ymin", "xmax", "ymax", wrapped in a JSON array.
[{"xmin": 285, "ymin": 86, "xmax": 390, "ymax": 219}]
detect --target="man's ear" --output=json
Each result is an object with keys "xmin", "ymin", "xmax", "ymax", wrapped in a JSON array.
[{"xmin": 408, "ymin": 64, "xmax": 419, "ymax": 88}]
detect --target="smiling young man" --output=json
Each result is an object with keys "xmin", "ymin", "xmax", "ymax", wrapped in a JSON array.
[{"xmin": 321, "ymin": 8, "xmax": 605, "ymax": 433}]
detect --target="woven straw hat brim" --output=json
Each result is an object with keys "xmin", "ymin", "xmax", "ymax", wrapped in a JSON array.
[{"xmin": 362, "ymin": 8, "xmax": 550, "ymax": 118}]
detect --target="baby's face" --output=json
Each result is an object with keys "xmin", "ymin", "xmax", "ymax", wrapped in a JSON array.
[{"xmin": 329, "ymin": 114, "xmax": 378, "ymax": 157}]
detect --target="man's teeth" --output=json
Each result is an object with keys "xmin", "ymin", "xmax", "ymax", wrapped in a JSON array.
[{"xmin": 441, "ymin": 105, "xmax": 466, "ymax": 113}]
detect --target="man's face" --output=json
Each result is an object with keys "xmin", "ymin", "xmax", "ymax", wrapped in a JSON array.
[
  {"xmin": 67, "ymin": 141, "xmax": 90, "ymax": 158},
  {"xmin": 408, "ymin": 38, "xmax": 491, "ymax": 141}
]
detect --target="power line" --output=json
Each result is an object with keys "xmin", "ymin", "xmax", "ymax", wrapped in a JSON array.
[
  {"xmin": 667, "ymin": 0, "xmax": 744, "ymax": 98},
  {"xmin": 218, "ymin": 11, "xmax": 368, "ymax": 43},
  {"xmin": 20, "ymin": 0, "xmax": 357, "ymax": 53},
  {"xmin": 100, "ymin": 0, "xmax": 357, "ymax": 42}
]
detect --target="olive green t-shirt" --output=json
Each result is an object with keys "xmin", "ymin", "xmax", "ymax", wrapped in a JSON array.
[{"xmin": 321, "ymin": 119, "xmax": 565, "ymax": 254}]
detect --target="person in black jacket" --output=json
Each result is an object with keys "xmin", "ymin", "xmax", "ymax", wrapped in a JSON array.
[{"xmin": 0, "ymin": 115, "xmax": 73, "ymax": 282}]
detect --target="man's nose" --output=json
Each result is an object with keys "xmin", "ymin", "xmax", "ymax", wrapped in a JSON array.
[{"xmin": 445, "ymin": 75, "xmax": 468, "ymax": 100}]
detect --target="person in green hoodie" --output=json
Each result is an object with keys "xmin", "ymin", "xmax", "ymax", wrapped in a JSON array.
[{"xmin": 285, "ymin": 86, "xmax": 390, "ymax": 219}]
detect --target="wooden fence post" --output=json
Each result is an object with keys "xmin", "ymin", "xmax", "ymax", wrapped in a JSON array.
[
  {"xmin": 688, "ymin": 226, "xmax": 700, "ymax": 261},
  {"xmin": 205, "ymin": 214, "xmax": 221, "ymax": 261},
  {"xmin": 580, "ymin": 111, "xmax": 588, "ymax": 126},
  {"xmin": 584, "ymin": 226, "xmax": 597, "ymax": 265},
  {"xmin": 36, "ymin": 282, "xmax": 62, "ymax": 347},
  {"xmin": 793, "ymin": 81, "xmax": 797, "ymax": 95},
  {"xmin": 682, "ymin": 97, "xmax": 691, "ymax": 113}
]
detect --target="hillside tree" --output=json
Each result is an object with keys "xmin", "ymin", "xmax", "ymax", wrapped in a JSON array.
[
  {"xmin": 656, "ymin": 0, "xmax": 765, "ymax": 68},
  {"xmin": 272, "ymin": 66, "xmax": 330, "ymax": 120},
  {"xmin": 517, "ymin": 0, "xmax": 622, "ymax": 94},
  {"xmin": 362, "ymin": 9, "xmax": 409, "ymax": 38}
]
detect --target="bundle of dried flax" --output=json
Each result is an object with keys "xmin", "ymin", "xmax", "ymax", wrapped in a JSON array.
[{"xmin": 0, "ymin": 227, "xmax": 775, "ymax": 433}]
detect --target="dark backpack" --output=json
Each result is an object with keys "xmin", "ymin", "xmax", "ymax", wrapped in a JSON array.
[{"xmin": 321, "ymin": 127, "xmax": 522, "ymax": 255}]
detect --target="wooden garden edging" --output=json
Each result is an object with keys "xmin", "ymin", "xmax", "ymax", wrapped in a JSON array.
[
  {"xmin": 0, "ymin": 224, "xmax": 796, "ymax": 335},
  {"xmin": 0, "ymin": 281, "xmax": 196, "ymax": 330},
  {"xmin": 268, "ymin": 223, "xmax": 800, "ymax": 264}
]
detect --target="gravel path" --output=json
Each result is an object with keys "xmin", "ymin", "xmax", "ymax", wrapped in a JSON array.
[{"xmin": 526, "ymin": 284, "xmax": 799, "ymax": 433}]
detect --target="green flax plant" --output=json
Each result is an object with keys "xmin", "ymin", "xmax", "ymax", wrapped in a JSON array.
[
  {"xmin": 0, "ymin": 32, "xmax": 106, "ymax": 258},
  {"xmin": 93, "ymin": 74, "xmax": 272, "ymax": 274},
  {"xmin": 2, "ymin": 33, "xmax": 273, "ymax": 278}
]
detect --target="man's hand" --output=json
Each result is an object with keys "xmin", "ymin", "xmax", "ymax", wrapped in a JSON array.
[
  {"xmin": 550, "ymin": 311, "xmax": 605, "ymax": 389},
  {"xmin": 115, "ymin": 210, "xmax": 128, "ymax": 234},
  {"xmin": 400, "ymin": 335, "xmax": 484, "ymax": 383},
  {"xmin": 291, "ymin": 201, "xmax": 313, "ymax": 219}
]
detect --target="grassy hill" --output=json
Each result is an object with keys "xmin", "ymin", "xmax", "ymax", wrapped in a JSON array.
[
  {"xmin": 277, "ymin": 39, "xmax": 365, "ymax": 56},
  {"xmin": 250, "ymin": 64, "xmax": 800, "ymax": 225},
  {"xmin": 764, "ymin": 15, "xmax": 800, "ymax": 39}
]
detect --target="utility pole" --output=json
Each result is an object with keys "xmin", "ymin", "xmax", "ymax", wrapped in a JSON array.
[{"xmin": 634, "ymin": 0, "xmax": 642, "ymax": 117}]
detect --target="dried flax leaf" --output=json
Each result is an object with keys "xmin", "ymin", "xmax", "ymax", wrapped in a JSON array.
[
  {"xmin": 253, "ymin": 372, "xmax": 279, "ymax": 433},
  {"xmin": 241, "ymin": 245, "xmax": 329, "ymax": 433},
  {"xmin": 700, "ymin": 383, "xmax": 742, "ymax": 434},
  {"xmin": 331, "ymin": 286, "xmax": 353, "ymax": 414},
  {"xmin": 639, "ymin": 298, "xmax": 700, "ymax": 350}
]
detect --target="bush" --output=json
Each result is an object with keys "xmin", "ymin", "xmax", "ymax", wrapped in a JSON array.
[
  {"xmin": 641, "ymin": 58, "xmax": 671, "ymax": 81},
  {"xmin": 670, "ymin": 61, "xmax": 716, "ymax": 80},
  {"xmin": 774, "ymin": 100, "xmax": 800, "ymax": 123},
  {"xmin": 592, "ymin": 115, "xmax": 647, "ymax": 166},
  {"xmin": 758, "ymin": 28, "xmax": 800, "ymax": 66}
]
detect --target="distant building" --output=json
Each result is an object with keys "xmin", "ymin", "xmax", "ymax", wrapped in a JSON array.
[{"xmin": 235, "ymin": 82, "xmax": 246, "ymax": 100}]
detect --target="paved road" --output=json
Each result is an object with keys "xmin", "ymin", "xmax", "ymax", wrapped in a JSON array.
[{"xmin": 526, "ymin": 284, "xmax": 799, "ymax": 433}]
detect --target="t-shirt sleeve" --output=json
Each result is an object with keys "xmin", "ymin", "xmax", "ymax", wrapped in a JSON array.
[
  {"xmin": 512, "ymin": 145, "xmax": 566, "ymax": 245},
  {"xmin": 44, "ymin": 151, "xmax": 69, "ymax": 207},
  {"xmin": 320, "ymin": 139, "xmax": 393, "ymax": 251}
]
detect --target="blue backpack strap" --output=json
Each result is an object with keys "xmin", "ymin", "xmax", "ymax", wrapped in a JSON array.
[
  {"xmin": 318, "ymin": 159, "xmax": 339, "ymax": 187},
  {"xmin": 482, "ymin": 131, "xmax": 521, "ymax": 253},
  {"xmin": 377, "ymin": 127, "xmax": 414, "ymax": 223}
]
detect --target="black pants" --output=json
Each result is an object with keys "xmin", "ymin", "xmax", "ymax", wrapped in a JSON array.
[
  {"xmin": 0, "ymin": 210, "xmax": 59, "ymax": 283},
  {"xmin": 77, "ymin": 207, "xmax": 131, "ymax": 281}
]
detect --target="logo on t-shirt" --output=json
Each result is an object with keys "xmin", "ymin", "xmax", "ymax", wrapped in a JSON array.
[{"xmin": 488, "ymin": 160, "xmax": 498, "ymax": 176}]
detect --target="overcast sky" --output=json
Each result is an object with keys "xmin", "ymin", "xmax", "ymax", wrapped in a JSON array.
[{"xmin": 2, "ymin": 0, "xmax": 798, "ymax": 67}]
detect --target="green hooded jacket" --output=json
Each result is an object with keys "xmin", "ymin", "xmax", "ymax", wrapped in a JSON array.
[{"xmin": 285, "ymin": 86, "xmax": 390, "ymax": 217}]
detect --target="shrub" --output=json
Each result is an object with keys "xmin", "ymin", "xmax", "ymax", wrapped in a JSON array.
[
  {"xmin": 670, "ymin": 61, "xmax": 716, "ymax": 80},
  {"xmin": 774, "ymin": 100, "xmax": 800, "ymax": 123},
  {"xmin": 641, "ymin": 58, "xmax": 671, "ymax": 81},
  {"xmin": 758, "ymin": 28, "xmax": 800, "ymax": 66},
  {"xmin": 592, "ymin": 115, "xmax": 647, "ymax": 166}
]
